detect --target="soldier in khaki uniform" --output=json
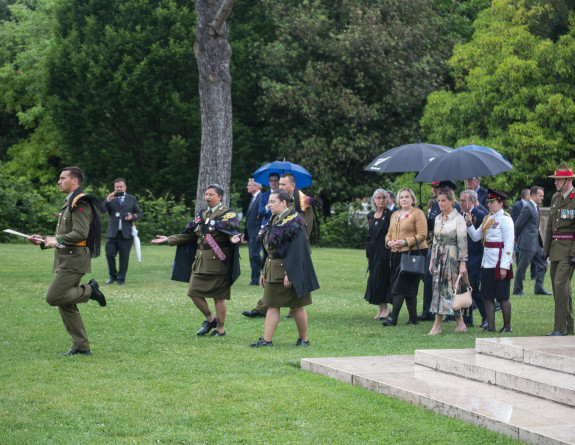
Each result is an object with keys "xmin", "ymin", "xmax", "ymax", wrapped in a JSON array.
[
  {"xmin": 28, "ymin": 166, "xmax": 107, "ymax": 355},
  {"xmin": 242, "ymin": 172, "xmax": 322, "ymax": 318},
  {"xmin": 543, "ymin": 162, "xmax": 575, "ymax": 336},
  {"xmin": 152, "ymin": 184, "xmax": 241, "ymax": 337}
]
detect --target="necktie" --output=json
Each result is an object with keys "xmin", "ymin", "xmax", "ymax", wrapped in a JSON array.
[{"xmin": 119, "ymin": 196, "xmax": 124, "ymax": 206}]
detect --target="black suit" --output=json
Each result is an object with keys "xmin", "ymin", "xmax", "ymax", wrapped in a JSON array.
[
  {"xmin": 476, "ymin": 186, "xmax": 488, "ymax": 208},
  {"xmin": 104, "ymin": 193, "xmax": 143, "ymax": 282},
  {"xmin": 514, "ymin": 201, "xmax": 547, "ymax": 293},
  {"xmin": 244, "ymin": 193, "xmax": 263, "ymax": 284},
  {"xmin": 465, "ymin": 206, "xmax": 487, "ymax": 325}
]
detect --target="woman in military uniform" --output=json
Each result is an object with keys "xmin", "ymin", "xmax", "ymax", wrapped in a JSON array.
[
  {"xmin": 249, "ymin": 190, "xmax": 320, "ymax": 347},
  {"xmin": 466, "ymin": 189, "xmax": 514, "ymax": 333},
  {"xmin": 152, "ymin": 184, "xmax": 241, "ymax": 337}
]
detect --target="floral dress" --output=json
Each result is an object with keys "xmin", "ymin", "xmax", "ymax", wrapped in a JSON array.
[{"xmin": 430, "ymin": 209, "xmax": 468, "ymax": 316}]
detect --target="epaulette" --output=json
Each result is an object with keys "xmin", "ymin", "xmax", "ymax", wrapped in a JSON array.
[
  {"xmin": 504, "ymin": 211, "xmax": 511, "ymax": 217},
  {"xmin": 71, "ymin": 193, "xmax": 87, "ymax": 208}
]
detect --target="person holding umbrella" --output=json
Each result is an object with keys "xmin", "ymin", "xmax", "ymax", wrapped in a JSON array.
[
  {"xmin": 383, "ymin": 188, "xmax": 428, "ymax": 327},
  {"xmin": 465, "ymin": 189, "xmax": 514, "ymax": 333}
]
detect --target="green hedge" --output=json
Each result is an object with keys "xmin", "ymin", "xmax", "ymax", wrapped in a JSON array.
[{"xmin": 319, "ymin": 203, "xmax": 367, "ymax": 249}]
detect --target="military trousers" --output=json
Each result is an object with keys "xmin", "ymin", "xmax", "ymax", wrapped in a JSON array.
[
  {"xmin": 549, "ymin": 260, "xmax": 575, "ymax": 334},
  {"xmin": 46, "ymin": 270, "xmax": 92, "ymax": 350}
]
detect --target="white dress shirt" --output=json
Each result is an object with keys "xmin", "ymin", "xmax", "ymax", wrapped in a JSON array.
[{"xmin": 467, "ymin": 209, "xmax": 514, "ymax": 269}]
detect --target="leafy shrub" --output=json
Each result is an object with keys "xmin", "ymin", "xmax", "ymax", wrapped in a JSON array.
[{"xmin": 319, "ymin": 203, "xmax": 368, "ymax": 249}]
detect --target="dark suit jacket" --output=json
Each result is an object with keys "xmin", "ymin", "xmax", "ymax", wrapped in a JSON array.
[
  {"xmin": 515, "ymin": 201, "xmax": 542, "ymax": 252},
  {"xmin": 466, "ymin": 206, "xmax": 486, "ymax": 270},
  {"xmin": 104, "ymin": 193, "xmax": 143, "ymax": 239},
  {"xmin": 510, "ymin": 200, "xmax": 525, "ymax": 223},
  {"xmin": 244, "ymin": 192, "xmax": 261, "ymax": 240},
  {"xmin": 258, "ymin": 190, "xmax": 273, "ymax": 227},
  {"xmin": 476, "ymin": 186, "xmax": 488, "ymax": 208}
]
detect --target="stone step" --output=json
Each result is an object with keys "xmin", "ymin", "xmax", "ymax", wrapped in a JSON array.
[
  {"xmin": 302, "ymin": 355, "xmax": 575, "ymax": 445},
  {"xmin": 415, "ymin": 348, "xmax": 575, "ymax": 408},
  {"xmin": 476, "ymin": 337, "xmax": 575, "ymax": 375}
]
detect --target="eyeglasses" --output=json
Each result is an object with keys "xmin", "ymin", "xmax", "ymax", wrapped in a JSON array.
[{"xmin": 269, "ymin": 179, "xmax": 279, "ymax": 183}]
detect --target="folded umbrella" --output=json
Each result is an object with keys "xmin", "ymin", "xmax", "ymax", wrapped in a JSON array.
[{"xmin": 132, "ymin": 224, "xmax": 142, "ymax": 267}]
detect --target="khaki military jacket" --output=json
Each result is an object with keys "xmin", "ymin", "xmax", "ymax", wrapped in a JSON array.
[
  {"xmin": 544, "ymin": 189, "xmax": 575, "ymax": 262},
  {"xmin": 51, "ymin": 198, "xmax": 93, "ymax": 273},
  {"xmin": 168, "ymin": 205, "xmax": 234, "ymax": 275}
]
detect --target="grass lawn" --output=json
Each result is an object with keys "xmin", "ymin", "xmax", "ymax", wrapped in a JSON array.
[{"xmin": 1, "ymin": 242, "xmax": 552, "ymax": 444}]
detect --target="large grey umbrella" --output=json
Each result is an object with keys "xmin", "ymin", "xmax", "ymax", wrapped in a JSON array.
[
  {"xmin": 414, "ymin": 149, "xmax": 513, "ymax": 183},
  {"xmin": 364, "ymin": 143, "xmax": 453, "ymax": 174}
]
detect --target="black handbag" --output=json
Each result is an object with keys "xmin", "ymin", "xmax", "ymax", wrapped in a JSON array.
[{"xmin": 400, "ymin": 237, "xmax": 426, "ymax": 276}]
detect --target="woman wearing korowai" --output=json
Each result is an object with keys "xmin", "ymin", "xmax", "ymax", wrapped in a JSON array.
[
  {"xmin": 383, "ymin": 187, "xmax": 428, "ymax": 327},
  {"xmin": 249, "ymin": 190, "xmax": 320, "ymax": 348},
  {"xmin": 364, "ymin": 188, "xmax": 393, "ymax": 320},
  {"xmin": 152, "ymin": 184, "xmax": 241, "ymax": 337},
  {"xmin": 428, "ymin": 188, "xmax": 468, "ymax": 335},
  {"xmin": 466, "ymin": 189, "xmax": 514, "ymax": 333}
]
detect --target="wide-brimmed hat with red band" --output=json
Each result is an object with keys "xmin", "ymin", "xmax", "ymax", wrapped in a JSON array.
[{"xmin": 548, "ymin": 162, "xmax": 574, "ymax": 178}]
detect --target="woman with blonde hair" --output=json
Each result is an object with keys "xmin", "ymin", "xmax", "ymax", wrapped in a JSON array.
[
  {"xmin": 383, "ymin": 188, "xmax": 428, "ymax": 326},
  {"xmin": 428, "ymin": 188, "xmax": 468, "ymax": 335}
]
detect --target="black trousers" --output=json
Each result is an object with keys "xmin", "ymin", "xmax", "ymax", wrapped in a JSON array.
[
  {"xmin": 248, "ymin": 237, "xmax": 263, "ymax": 284},
  {"xmin": 105, "ymin": 231, "xmax": 132, "ymax": 281}
]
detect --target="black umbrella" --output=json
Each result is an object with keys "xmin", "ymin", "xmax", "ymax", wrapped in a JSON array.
[
  {"xmin": 364, "ymin": 143, "xmax": 453, "ymax": 174},
  {"xmin": 364, "ymin": 143, "xmax": 453, "ymax": 203},
  {"xmin": 414, "ymin": 149, "xmax": 513, "ymax": 183}
]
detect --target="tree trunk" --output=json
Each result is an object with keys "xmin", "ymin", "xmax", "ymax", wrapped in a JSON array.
[{"xmin": 194, "ymin": 0, "xmax": 235, "ymax": 213}]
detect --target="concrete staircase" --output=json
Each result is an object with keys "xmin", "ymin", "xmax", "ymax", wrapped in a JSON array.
[{"xmin": 301, "ymin": 337, "xmax": 575, "ymax": 444}]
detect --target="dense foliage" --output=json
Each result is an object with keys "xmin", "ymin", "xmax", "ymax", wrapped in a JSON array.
[{"xmin": 421, "ymin": 0, "xmax": 575, "ymax": 199}]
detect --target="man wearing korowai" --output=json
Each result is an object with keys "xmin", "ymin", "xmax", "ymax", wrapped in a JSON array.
[
  {"xmin": 28, "ymin": 166, "xmax": 107, "ymax": 356},
  {"xmin": 242, "ymin": 172, "xmax": 322, "ymax": 319},
  {"xmin": 152, "ymin": 184, "xmax": 241, "ymax": 337},
  {"xmin": 249, "ymin": 190, "xmax": 320, "ymax": 347},
  {"xmin": 543, "ymin": 162, "xmax": 575, "ymax": 336}
]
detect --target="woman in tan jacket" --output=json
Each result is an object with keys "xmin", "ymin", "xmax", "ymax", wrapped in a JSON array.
[{"xmin": 383, "ymin": 188, "xmax": 428, "ymax": 326}]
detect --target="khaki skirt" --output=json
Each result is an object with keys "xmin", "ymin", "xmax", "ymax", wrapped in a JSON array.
[
  {"xmin": 187, "ymin": 273, "xmax": 230, "ymax": 300},
  {"xmin": 262, "ymin": 282, "xmax": 312, "ymax": 308}
]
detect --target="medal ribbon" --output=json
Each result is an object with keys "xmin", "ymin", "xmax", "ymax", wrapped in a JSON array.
[{"xmin": 205, "ymin": 233, "xmax": 227, "ymax": 261}]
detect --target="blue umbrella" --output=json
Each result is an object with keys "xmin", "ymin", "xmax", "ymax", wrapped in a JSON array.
[
  {"xmin": 456, "ymin": 144, "xmax": 510, "ymax": 162},
  {"xmin": 253, "ymin": 161, "xmax": 313, "ymax": 188}
]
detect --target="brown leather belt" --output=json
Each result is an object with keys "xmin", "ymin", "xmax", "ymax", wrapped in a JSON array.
[
  {"xmin": 199, "ymin": 242, "xmax": 230, "ymax": 250},
  {"xmin": 552, "ymin": 233, "xmax": 575, "ymax": 241},
  {"xmin": 267, "ymin": 252, "xmax": 281, "ymax": 260},
  {"xmin": 74, "ymin": 241, "xmax": 87, "ymax": 246}
]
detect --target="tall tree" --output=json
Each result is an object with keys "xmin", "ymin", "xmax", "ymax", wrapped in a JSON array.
[
  {"xmin": 194, "ymin": 0, "xmax": 235, "ymax": 211},
  {"xmin": 258, "ymin": 0, "xmax": 469, "ymax": 206}
]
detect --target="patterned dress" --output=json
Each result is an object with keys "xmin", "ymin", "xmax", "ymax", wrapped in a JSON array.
[{"xmin": 430, "ymin": 209, "xmax": 468, "ymax": 316}]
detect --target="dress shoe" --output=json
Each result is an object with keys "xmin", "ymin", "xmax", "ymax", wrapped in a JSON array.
[
  {"xmin": 196, "ymin": 318, "xmax": 217, "ymax": 336},
  {"xmin": 248, "ymin": 282, "xmax": 259, "ymax": 286},
  {"xmin": 480, "ymin": 319, "xmax": 488, "ymax": 329},
  {"xmin": 250, "ymin": 338, "xmax": 273, "ymax": 347},
  {"xmin": 210, "ymin": 330, "xmax": 226, "ymax": 337},
  {"xmin": 284, "ymin": 314, "xmax": 293, "ymax": 320},
  {"xmin": 535, "ymin": 289, "xmax": 552, "ymax": 295},
  {"xmin": 417, "ymin": 313, "xmax": 435, "ymax": 321},
  {"xmin": 405, "ymin": 320, "xmax": 419, "ymax": 325},
  {"xmin": 482, "ymin": 327, "xmax": 496, "ymax": 332},
  {"xmin": 117, "ymin": 280, "xmax": 125, "ymax": 285},
  {"xmin": 60, "ymin": 349, "xmax": 91, "ymax": 356},
  {"xmin": 495, "ymin": 303, "xmax": 501, "ymax": 311},
  {"xmin": 382, "ymin": 318, "xmax": 397, "ymax": 326},
  {"xmin": 546, "ymin": 331, "xmax": 568, "ymax": 336},
  {"xmin": 105, "ymin": 277, "xmax": 116, "ymax": 285},
  {"xmin": 499, "ymin": 327, "xmax": 513, "ymax": 333},
  {"xmin": 88, "ymin": 279, "xmax": 107, "ymax": 307},
  {"xmin": 512, "ymin": 291, "xmax": 524, "ymax": 296},
  {"xmin": 295, "ymin": 338, "xmax": 310, "ymax": 346},
  {"xmin": 242, "ymin": 309, "xmax": 265, "ymax": 319}
]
